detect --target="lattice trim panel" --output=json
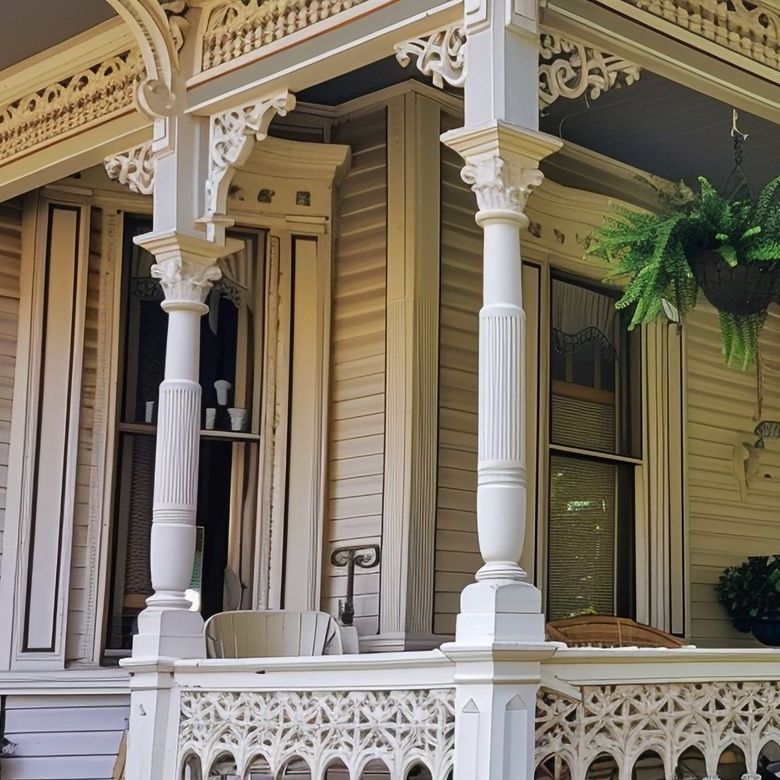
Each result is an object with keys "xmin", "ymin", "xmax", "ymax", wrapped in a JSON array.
[
  {"xmin": 536, "ymin": 681, "xmax": 780, "ymax": 779},
  {"xmin": 623, "ymin": 0, "xmax": 780, "ymax": 69},
  {"xmin": 0, "ymin": 49, "xmax": 143, "ymax": 163},
  {"xmin": 178, "ymin": 688, "xmax": 456, "ymax": 779},
  {"xmin": 201, "ymin": 0, "xmax": 370, "ymax": 70}
]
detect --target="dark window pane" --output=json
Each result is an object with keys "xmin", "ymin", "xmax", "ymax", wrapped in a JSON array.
[{"xmin": 547, "ymin": 455, "xmax": 634, "ymax": 619}]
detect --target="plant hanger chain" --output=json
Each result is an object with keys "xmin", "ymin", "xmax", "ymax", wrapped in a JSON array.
[{"xmin": 726, "ymin": 108, "xmax": 753, "ymax": 200}]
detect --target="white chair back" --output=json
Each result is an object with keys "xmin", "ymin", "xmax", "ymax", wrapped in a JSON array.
[{"xmin": 204, "ymin": 610, "xmax": 343, "ymax": 659}]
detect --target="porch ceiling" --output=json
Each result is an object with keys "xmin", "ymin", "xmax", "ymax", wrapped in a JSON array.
[
  {"xmin": 539, "ymin": 71, "xmax": 780, "ymax": 194},
  {"xmin": 0, "ymin": 0, "xmax": 116, "ymax": 72}
]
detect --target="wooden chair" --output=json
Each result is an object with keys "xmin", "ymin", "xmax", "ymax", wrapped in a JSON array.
[
  {"xmin": 204, "ymin": 609, "xmax": 343, "ymax": 659},
  {"xmin": 545, "ymin": 615, "xmax": 685, "ymax": 648}
]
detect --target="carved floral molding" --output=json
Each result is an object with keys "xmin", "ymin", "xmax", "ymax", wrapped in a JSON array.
[
  {"xmin": 536, "ymin": 681, "xmax": 780, "ymax": 777},
  {"xmin": 0, "ymin": 50, "xmax": 144, "ymax": 163},
  {"xmin": 539, "ymin": 32, "xmax": 641, "ymax": 107},
  {"xmin": 160, "ymin": 0, "xmax": 190, "ymax": 52},
  {"xmin": 178, "ymin": 688, "xmax": 456, "ymax": 777},
  {"xmin": 201, "ymin": 0, "xmax": 370, "ymax": 71}
]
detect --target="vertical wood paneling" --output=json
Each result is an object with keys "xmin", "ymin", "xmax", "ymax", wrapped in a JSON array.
[
  {"xmin": 0, "ymin": 199, "xmax": 22, "ymax": 585},
  {"xmin": 434, "ymin": 146, "xmax": 483, "ymax": 635},
  {"xmin": 67, "ymin": 209, "xmax": 106, "ymax": 662},
  {"xmin": 686, "ymin": 302, "xmax": 780, "ymax": 647},
  {"xmin": 322, "ymin": 110, "xmax": 387, "ymax": 635}
]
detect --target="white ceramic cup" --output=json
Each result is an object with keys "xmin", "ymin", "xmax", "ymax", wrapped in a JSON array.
[
  {"xmin": 228, "ymin": 407, "xmax": 248, "ymax": 432},
  {"xmin": 214, "ymin": 379, "xmax": 232, "ymax": 406},
  {"xmin": 205, "ymin": 408, "xmax": 216, "ymax": 430},
  {"xmin": 145, "ymin": 401, "xmax": 155, "ymax": 424}
]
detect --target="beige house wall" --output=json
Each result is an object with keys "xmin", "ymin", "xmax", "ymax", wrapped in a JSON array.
[{"xmin": 685, "ymin": 303, "xmax": 780, "ymax": 648}]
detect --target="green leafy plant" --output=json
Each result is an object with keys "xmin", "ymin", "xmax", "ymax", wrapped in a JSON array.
[
  {"xmin": 587, "ymin": 175, "xmax": 780, "ymax": 369},
  {"xmin": 715, "ymin": 555, "xmax": 780, "ymax": 632}
]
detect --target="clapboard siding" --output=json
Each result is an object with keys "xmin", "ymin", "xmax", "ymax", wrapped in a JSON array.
[
  {"xmin": 686, "ymin": 302, "xmax": 780, "ymax": 647},
  {"xmin": 322, "ymin": 110, "xmax": 387, "ymax": 635},
  {"xmin": 434, "ymin": 146, "xmax": 482, "ymax": 636},
  {"xmin": 2, "ymin": 694, "xmax": 129, "ymax": 780},
  {"xmin": 0, "ymin": 200, "xmax": 22, "ymax": 587}
]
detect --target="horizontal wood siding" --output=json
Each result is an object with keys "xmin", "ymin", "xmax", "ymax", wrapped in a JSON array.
[
  {"xmin": 2, "ymin": 694, "xmax": 129, "ymax": 780},
  {"xmin": 686, "ymin": 302, "xmax": 780, "ymax": 647},
  {"xmin": 322, "ymin": 110, "xmax": 387, "ymax": 635},
  {"xmin": 0, "ymin": 200, "xmax": 22, "ymax": 587},
  {"xmin": 434, "ymin": 146, "xmax": 482, "ymax": 635}
]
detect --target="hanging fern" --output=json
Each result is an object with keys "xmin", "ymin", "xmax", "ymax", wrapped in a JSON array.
[{"xmin": 587, "ymin": 175, "xmax": 780, "ymax": 369}]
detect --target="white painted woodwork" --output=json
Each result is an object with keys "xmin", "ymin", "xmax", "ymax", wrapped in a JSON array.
[
  {"xmin": 283, "ymin": 236, "xmax": 330, "ymax": 612},
  {"xmin": 323, "ymin": 108, "xmax": 388, "ymax": 636},
  {"xmin": 1, "ymin": 693, "xmax": 129, "ymax": 780},
  {"xmin": 1, "ymin": 195, "xmax": 91, "ymax": 669},
  {"xmin": 64, "ymin": 208, "xmax": 122, "ymax": 664},
  {"xmin": 435, "ymin": 141, "xmax": 540, "ymax": 636},
  {"xmin": 685, "ymin": 302, "xmax": 780, "ymax": 647},
  {"xmin": 0, "ymin": 200, "xmax": 22, "ymax": 590},
  {"xmin": 379, "ymin": 91, "xmax": 441, "ymax": 647}
]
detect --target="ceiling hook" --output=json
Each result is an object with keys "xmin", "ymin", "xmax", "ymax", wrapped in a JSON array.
[{"xmin": 731, "ymin": 108, "xmax": 749, "ymax": 142}]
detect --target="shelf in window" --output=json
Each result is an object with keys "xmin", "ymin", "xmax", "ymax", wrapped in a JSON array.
[{"xmin": 118, "ymin": 421, "xmax": 260, "ymax": 442}]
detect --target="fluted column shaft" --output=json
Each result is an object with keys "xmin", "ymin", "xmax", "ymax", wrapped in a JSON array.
[{"xmin": 131, "ymin": 230, "xmax": 230, "ymax": 659}]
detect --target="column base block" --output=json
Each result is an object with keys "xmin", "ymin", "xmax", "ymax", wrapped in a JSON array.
[
  {"xmin": 132, "ymin": 608, "xmax": 206, "ymax": 659},
  {"xmin": 456, "ymin": 580, "xmax": 545, "ymax": 645}
]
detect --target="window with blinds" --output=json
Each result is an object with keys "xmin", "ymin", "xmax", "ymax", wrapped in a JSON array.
[{"xmin": 546, "ymin": 275, "xmax": 640, "ymax": 620}]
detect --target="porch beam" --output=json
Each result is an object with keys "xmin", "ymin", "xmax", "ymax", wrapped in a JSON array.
[{"xmin": 185, "ymin": 0, "xmax": 460, "ymax": 116}]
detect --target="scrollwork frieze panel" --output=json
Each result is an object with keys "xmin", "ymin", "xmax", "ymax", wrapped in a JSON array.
[{"xmin": 0, "ymin": 50, "xmax": 144, "ymax": 163}]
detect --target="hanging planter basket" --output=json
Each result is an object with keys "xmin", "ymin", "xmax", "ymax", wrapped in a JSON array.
[{"xmin": 689, "ymin": 250, "xmax": 780, "ymax": 315}]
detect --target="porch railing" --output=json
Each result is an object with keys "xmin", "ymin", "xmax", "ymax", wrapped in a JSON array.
[
  {"xmin": 537, "ymin": 648, "xmax": 780, "ymax": 780},
  {"xmin": 168, "ymin": 646, "xmax": 780, "ymax": 779},
  {"xmin": 173, "ymin": 651, "xmax": 455, "ymax": 779}
]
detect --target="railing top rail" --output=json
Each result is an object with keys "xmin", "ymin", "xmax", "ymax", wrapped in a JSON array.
[
  {"xmin": 161, "ymin": 648, "xmax": 456, "ymax": 691},
  {"xmin": 544, "ymin": 645, "xmax": 780, "ymax": 687}
]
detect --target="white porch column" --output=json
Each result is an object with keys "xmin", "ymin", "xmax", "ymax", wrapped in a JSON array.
[
  {"xmin": 440, "ymin": 0, "xmax": 563, "ymax": 776},
  {"xmin": 130, "ymin": 231, "xmax": 227, "ymax": 659}
]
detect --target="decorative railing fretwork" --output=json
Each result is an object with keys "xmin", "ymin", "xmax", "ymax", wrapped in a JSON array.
[
  {"xmin": 0, "ymin": 49, "xmax": 143, "ymax": 163},
  {"xmin": 627, "ymin": 0, "xmax": 780, "ymax": 70},
  {"xmin": 536, "ymin": 681, "xmax": 780, "ymax": 779},
  {"xmin": 201, "ymin": 0, "xmax": 370, "ymax": 71},
  {"xmin": 178, "ymin": 688, "xmax": 455, "ymax": 779}
]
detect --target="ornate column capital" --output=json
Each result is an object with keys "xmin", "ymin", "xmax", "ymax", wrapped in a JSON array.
[
  {"xmin": 134, "ymin": 230, "xmax": 241, "ymax": 309},
  {"xmin": 441, "ymin": 121, "xmax": 562, "ymax": 224}
]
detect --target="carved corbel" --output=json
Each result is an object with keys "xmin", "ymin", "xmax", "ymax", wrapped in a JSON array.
[
  {"xmin": 394, "ymin": 26, "xmax": 641, "ymax": 106},
  {"xmin": 394, "ymin": 23, "xmax": 466, "ymax": 88},
  {"xmin": 202, "ymin": 92, "xmax": 296, "ymax": 242},
  {"xmin": 539, "ymin": 32, "xmax": 641, "ymax": 107},
  {"xmin": 104, "ymin": 141, "xmax": 156, "ymax": 195}
]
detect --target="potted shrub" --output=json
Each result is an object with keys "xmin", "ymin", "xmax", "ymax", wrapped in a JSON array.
[
  {"xmin": 587, "ymin": 176, "xmax": 780, "ymax": 369},
  {"xmin": 715, "ymin": 555, "xmax": 780, "ymax": 644}
]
